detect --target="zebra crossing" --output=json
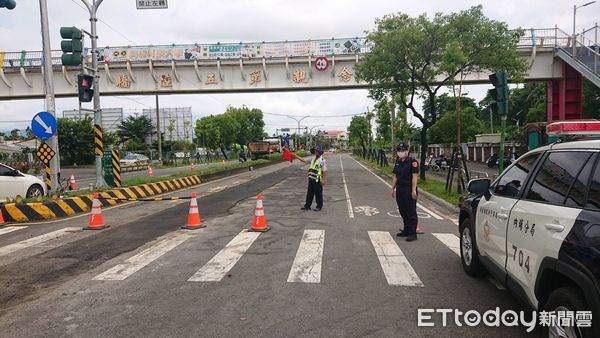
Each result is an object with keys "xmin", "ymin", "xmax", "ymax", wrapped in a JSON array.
[{"xmin": 0, "ymin": 225, "xmax": 462, "ymax": 287}]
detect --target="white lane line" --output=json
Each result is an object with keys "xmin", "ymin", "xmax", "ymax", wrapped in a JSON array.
[
  {"xmin": 0, "ymin": 227, "xmax": 79, "ymax": 257},
  {"xmin": 93, "ymin": 230, "xmax": 197, "ymax": 281},
  {"xmin": 188, "ymin": 230, "xmax": 260, "ymax": 282},
  {"xmin": 432, "ymin": 233, "xmax": 460, "ymax": 256},
  {"xmin": 339, "ymin": 156, "xmax": 354, "ymax": 218},
  {"xmin": 351, "ymin": 157, "xmax": 443, "ymax": 220},
  {"xmin": 0, "ymin": 226, "xmax": 27, "ymax": 236},
  {"xmin": 368, "ymin": 231, "xmax": 423, "ymax": 287},
  {"xmin": 287, "ymin": 230, "xmax": 325, "ymax": 283}
]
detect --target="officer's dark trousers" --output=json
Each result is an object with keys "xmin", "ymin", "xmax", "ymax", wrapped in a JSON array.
[
  {"xmin": 304, "ymin": 179, "xmax": 323, "ymax": 209},
  {"xmin": 396, "ymin": 188, "xmax": 418, "ymax": 235}
]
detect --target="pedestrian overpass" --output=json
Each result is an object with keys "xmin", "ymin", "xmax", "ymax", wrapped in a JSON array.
[{"xmin": 0, "ymin": 27, "xmax": 598, "ymax": 121}]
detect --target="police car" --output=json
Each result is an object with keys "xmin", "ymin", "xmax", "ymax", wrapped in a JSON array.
[{"xmin": 458, "ymin": 121, "xmax": 600, "ymax": 338}]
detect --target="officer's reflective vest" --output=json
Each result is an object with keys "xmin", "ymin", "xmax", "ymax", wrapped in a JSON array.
[{"xmin": 308, "ymin": 157, "xmax": 323, "ymax": 182}]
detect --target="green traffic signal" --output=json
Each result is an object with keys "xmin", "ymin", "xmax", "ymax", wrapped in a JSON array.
[
  {"xmin": 488, "ymin": 71, "xmax": 509, "ymax": 116},
  {"xmin": 60, "ymin": 26, "xmax": 83, "ymax": 66},
  {"xmin": 0, "ymin": 0, "xmax": 16, "ymax": 10}
]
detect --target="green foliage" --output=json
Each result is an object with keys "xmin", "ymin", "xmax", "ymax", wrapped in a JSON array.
[
  {"xmin": 583, "ymin": 79, "xmax": 600, "ymax": 119},
  {"xmin": 428, "ymin": 108, "xmax": 485, "ymax": 144},
  {"xmin": 117, "ymin": 115, "xmax": 154, "ymax": 144},
  {"xmin": 356, "ymin": 6, "xmax": 527, "ymax": 179},
  {"xmin": 57, "ymin": 116, "xmax": 95, "ymax": 165},
  {"xmin": 348, "ymin": 116, "xmax": 370, "ymax": 150},
  {"xmin": 194, "ymin": 106, "xmax": 265, "ymax": 150}
]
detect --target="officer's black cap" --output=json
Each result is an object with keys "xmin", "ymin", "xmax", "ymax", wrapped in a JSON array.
[{"xmin": 396, "ymin": 143, "xmax": 410, "ymax": 151}]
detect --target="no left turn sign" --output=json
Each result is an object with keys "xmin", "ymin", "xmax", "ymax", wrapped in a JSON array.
[{"xmin": 314, "ymin": 56, "xmax": 329, "ymax": 72}]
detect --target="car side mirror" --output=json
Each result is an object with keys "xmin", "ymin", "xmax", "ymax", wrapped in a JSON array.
[
  {"xmin": 468, "ymin": 178, "xmax": 491, "ymax": 200},
  {"xmin": 12, "ymin": 169, "xmax": 20, "ymax": 176}
]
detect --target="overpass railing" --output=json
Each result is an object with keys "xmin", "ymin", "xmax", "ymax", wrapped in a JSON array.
[{"xmin": 0, "ymin": 28, "xmax": 597, "ymax": 69}]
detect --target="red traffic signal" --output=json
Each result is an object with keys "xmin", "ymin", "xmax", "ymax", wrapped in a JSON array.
[{"xmin": 77, "ymin": 74, "xmax": 94, "ymax": 102}]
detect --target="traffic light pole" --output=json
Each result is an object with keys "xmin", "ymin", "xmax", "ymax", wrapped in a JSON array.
[
  {"xmin": 39, "ymin": 0, "xmax": 61, "ymax": 193},
  {"xmin": 82, "ymin": 0, "xmax": 106, "ymax": 187},
  {"xmin": 498, "ymin": 115, "xmax": 507, "ymax": 174}
]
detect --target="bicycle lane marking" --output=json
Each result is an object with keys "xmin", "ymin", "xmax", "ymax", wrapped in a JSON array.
[{"xmin": 351, "ymin": 157, "xmax": 444, "ymax": 220}]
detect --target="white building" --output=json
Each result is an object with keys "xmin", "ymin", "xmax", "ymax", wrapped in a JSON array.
[
  {"xmin": 142, "ymin": 107, "xmax": 193, "ymax": 143},
  {"xmin": 62, "ymin": 108, "xmax": 123, "ymax": 133}
]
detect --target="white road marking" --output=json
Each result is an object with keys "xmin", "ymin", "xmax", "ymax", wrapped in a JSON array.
[
  {"xmin": 188, "ymin": 230, "xmax": 260, "ymax": 282},
  {"xmin": 0, "ymin": 226, "xmax": 27, "ymax": 236},
  {"xmin": 368, "ymin": 231, "xmax": 423, "ymax": 287},
  {"xmin": 432, "ymin": 233, "xmax": 460, "ymax": 256},
  {"xmin": 287, "ymin": 230, "xmax": 325, "ymax": 283},
  {"xmin": 0, "ymin": 227, "xmax": 79, "ymax": 257},
  {"xmin": 354, "ymin": 205, "xmax": 380, "ymax": 216},
  {"xmin": 352, "ymin": 157, "xmax": 444, "ymax": 220},
  {"xmin": 432, "ymin": 232, "xmax": 506, "ymax": 290},
  {"xmin": 450, "ymin": 219, "xmax": 459, "ymax": 225},
  {"xmin": 339, "ymin": 156, "xmax": 354, "ymax": 218},
  {"xmin": 93, "ymin": 230, "xmax": 197, "ymax": 281}
]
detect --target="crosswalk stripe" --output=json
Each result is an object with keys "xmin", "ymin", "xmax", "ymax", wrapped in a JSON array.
[
  {"xmin": 188, "ymin": 230, "xmax": 260, "ymax": 282},
  {"xmin": 0, "ymin": 227, "xmax": 79, "ymax": 257},
  {"xmin": 368, "ymin": 231, "xmax": 423, "ymax": 287},
  {"xmin": 287, "ymin": 229, "xmax": 325, "ymax": 283},
  {"xmin": 432, "ymin": 233, "xmax": 460, "ymax": 256},
  {"xmin": 93, "ymin": 230, "xmax": 197, "ymax": 281},
  {"xmin": 0, "ymin": 226, "xmax": 27, "ymax": 236}
]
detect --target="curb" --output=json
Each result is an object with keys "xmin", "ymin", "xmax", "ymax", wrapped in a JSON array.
[
  {"xmin": 353, "ymin": 156, "xmax": 460, "ymax": 215},
  {"xmin": 0, "ymin": 175, "xmax": 201, "ymax": 223}
]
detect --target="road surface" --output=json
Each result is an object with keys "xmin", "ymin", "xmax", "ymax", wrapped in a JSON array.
[{"xmin": 0, "ymin": 154, "xmax": 541, "ymax": 337}]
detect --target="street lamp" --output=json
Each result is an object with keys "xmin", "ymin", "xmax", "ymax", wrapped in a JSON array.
[
  {"xmin": 573, "ymin": 1, "xmax": 596, "ymax": 57},
  {"xmin": 284, "ymin": 115, "xmax": 310, "ymax": 150},
  {"xmin": 303, "ymin": 124, "xmax": 323, "ymax": 148}
]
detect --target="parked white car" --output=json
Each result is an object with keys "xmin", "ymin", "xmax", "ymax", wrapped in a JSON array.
[
  {"xmin": 119, "ymin": 153, "xmax": 149, "ymax": 166},
  {"xmin": 0, "ymin": 163, "xmax": 46, "ymax": 201}
]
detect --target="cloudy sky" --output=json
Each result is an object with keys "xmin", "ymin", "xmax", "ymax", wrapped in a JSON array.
[{"xmin": 0, "ymin": 0, "xmax": 597, "ymax": 135}]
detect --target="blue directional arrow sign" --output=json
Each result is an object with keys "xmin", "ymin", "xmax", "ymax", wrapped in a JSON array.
[{"xmin": 31, "ymin": 111, "xmax": 57, "ymax": 140}]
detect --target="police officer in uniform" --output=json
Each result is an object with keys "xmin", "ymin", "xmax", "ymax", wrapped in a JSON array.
[
  {"xmin": 295, "ymin": 147, "xmax": 328, "ymax": 211},
  {"xmin": 391, "ymin": 143, "xmax": 419, "ymax": 242}
]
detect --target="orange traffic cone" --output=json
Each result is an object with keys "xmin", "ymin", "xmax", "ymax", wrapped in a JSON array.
[
  {"xmin": 221, "ymin": 160, "xmax": 225, "ymax": 166},
  {"xmin": 416, "ymin": 223, "xmax": 424, "ymax": 234},
  {"xmin": 182, "ymin": 193, "xmax": 205, "ymax": 229},
  {"xmin": 190, "ymin": 163, "xmax": 196, "ymax": 171},
  {"xmin": 0, "ymin": 208, "xmax": 5, "ymax": 225},
  {"xmin": 69, "ymin": 173, "xmax": 78, "ymax": 190},
  {"xmin": 84, "ymin": 193, "xmax": 109, "ymax": 230},
  {"xmin": 250, "ymin": 193, "xmax": 270, "ymax": 232},
  {"xmin": 148, "ymin": 165, "xmax": 154, "ymax": 177}
]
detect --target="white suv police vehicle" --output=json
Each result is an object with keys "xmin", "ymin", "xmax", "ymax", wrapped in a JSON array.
[{"xmin": 459, "ymin": 121, "xmax": 600, "ymax": 338}]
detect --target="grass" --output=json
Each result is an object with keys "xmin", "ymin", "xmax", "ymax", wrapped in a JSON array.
[{"xmin": 356, "ymin": 156, "xmax": 462, "ymax": 206}]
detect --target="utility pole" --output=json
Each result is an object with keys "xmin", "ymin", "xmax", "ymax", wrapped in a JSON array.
[
  {"xmin": 39, "ymin": 0, "xmax": 61, "ymax": 192},
  {"xmin": 155, "ymin": 95, "xmax": 162, "ymax": 163},
  {"xmin": 390, "ymin": 103, "xmax": 396, "ymax": 150},
  {"xmin": 81, "ymin": 0, "xmax": 106, "ymax": 187}
]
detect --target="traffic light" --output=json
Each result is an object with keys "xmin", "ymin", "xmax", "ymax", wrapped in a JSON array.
[
  {"xmin": 77, "ymin": 74, "xmax": 94, "ymax": 102},
  {"xmin": 488, "ymin": 71, "xmax": 509, "ymax": 116},
  {"xmin": 0, "ymin": 0, "xmax": 16, "ymax": 10},
  {"xmin": 60, "ymin": 26, "xmax": 83, "ymax": 66}
]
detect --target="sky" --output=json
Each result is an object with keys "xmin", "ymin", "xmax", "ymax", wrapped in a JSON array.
[{"xmin": 0, "ymin": 0, "xmax": 598, "ymax": 136}]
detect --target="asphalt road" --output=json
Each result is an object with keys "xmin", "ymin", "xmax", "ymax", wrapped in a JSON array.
[{"xmin": 0, "ymin": 154, "xmax": 543, "ymax": 337}]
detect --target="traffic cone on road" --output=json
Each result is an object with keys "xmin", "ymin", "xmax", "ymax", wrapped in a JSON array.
[
  {"xmin": 250, "ymin": 193, "xmax": 270, "ymax": 232},
  {"xmin": 148, "ymin": 165, "xmax": 154, "ymax": 177},
  {"xmin": 68, "ymin": 173, "xmax": 78, "ymax": 190},
  {"xmin": 182, "ymin": 193, "xmax": 205, "ymax": 229},
  {"xmin": 84, "ymin": 193, "xmax": 109, "ymax": 230},
  {"xmin": 416, "ymin": 223, "xmax": 424, "ymax": 234},
  {"xmin": 0, "ymin": 208, "xmax": 5, "ymax": 225},
  {"xmin": 190, "ymin": 163, "xmax": 196, "ymax": 171}
]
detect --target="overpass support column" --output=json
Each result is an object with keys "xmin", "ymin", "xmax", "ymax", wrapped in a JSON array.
[{"xmin": 546, "ymin": 61, "xmax": 583, "ymax": 122}]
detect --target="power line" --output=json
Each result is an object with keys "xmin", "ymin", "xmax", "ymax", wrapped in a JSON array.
[{"xmin": 69, "ymin": 0, "xmax": 136, "ymax": 45}]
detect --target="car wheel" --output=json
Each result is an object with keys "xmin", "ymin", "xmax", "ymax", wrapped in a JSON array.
[
  {"xmin": 460, "ymin": 218, "xmax": 487, "ymax": 277},
  {"xmin": 26, "ymin": 184, "xmax": 44, "ymax": 198},
  {"xmin": 544, "ymin": 287, "xmax": 594, "ymax": 338}
]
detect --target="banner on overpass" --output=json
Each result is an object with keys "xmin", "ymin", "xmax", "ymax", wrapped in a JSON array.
[{"xmin": 100, "ymin": 38, "xmax": 364, "ymax": 63}]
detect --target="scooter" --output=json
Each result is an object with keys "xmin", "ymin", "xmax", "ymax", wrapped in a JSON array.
[{"xmin": 487, "ymin": 154, "xmax": 498, "ymax": 168}]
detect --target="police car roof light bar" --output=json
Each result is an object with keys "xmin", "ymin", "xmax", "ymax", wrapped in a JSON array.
[{"xmin": 546, "ymin": 120, "xmax": 600, "ymax": 136}]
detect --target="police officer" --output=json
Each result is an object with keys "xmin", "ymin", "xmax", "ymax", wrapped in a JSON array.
[
  {"xmin": 391, "ymin": 143, "xmax": 419, "ymax": 242},
  {"xmin": 295, "ymin": 147, "xmax": 328, "ymax": 211}
]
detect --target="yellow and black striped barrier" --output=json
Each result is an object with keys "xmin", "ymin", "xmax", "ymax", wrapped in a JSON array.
[
  {"xmin": 94, "ymin": 124, "xmax": 103, "ymax": 156},
  {"xmin": 0, "ymin": 175, "xmax": 201, "ymax": 223},
  {"xmin": 97, "ymin": 196, "xmax": 194, "ymax": 202},
  {"xmin": 111, "ymin": 149, "xmax": 121, "ymax": 187},
  {"xmin": 44, "ymin": 165, "xmax": 51, "ymax": 193}
]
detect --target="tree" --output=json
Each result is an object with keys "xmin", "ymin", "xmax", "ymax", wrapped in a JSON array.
[
  {"xmin": 583, "ymin": 79, "xmax": 600, "ymax": 119},
  {"xmin": 356, "ymin": 6, "xmax": 527, "ymax": 180},
  {"xmin": 57, "ymin": 116, "xmax": 95, "ymax": 165},
  {"xmin": 25, "ymin": 126, "xmax": 34, "ymax": 139},
  {"xmin": 374, "ymin": 99, "xmax": 391, "ymax": 147},
  {"xmin": 348, "ymin": 115, "xmax": 370, "ymax": 151},
  {"xmin": 9, "ymin": 128, "xmax": 20, "ymax": 141},
  {"xmin": 428, "ymin": 107, "xmax": 485, "ymax": 144},
  {"xmin": 224, "ymin": 106, "xmax": 265, "ymax": 145},
  {"xmin": 117, "ymin": 115, "xmax": 154, "ymax": 144}
]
